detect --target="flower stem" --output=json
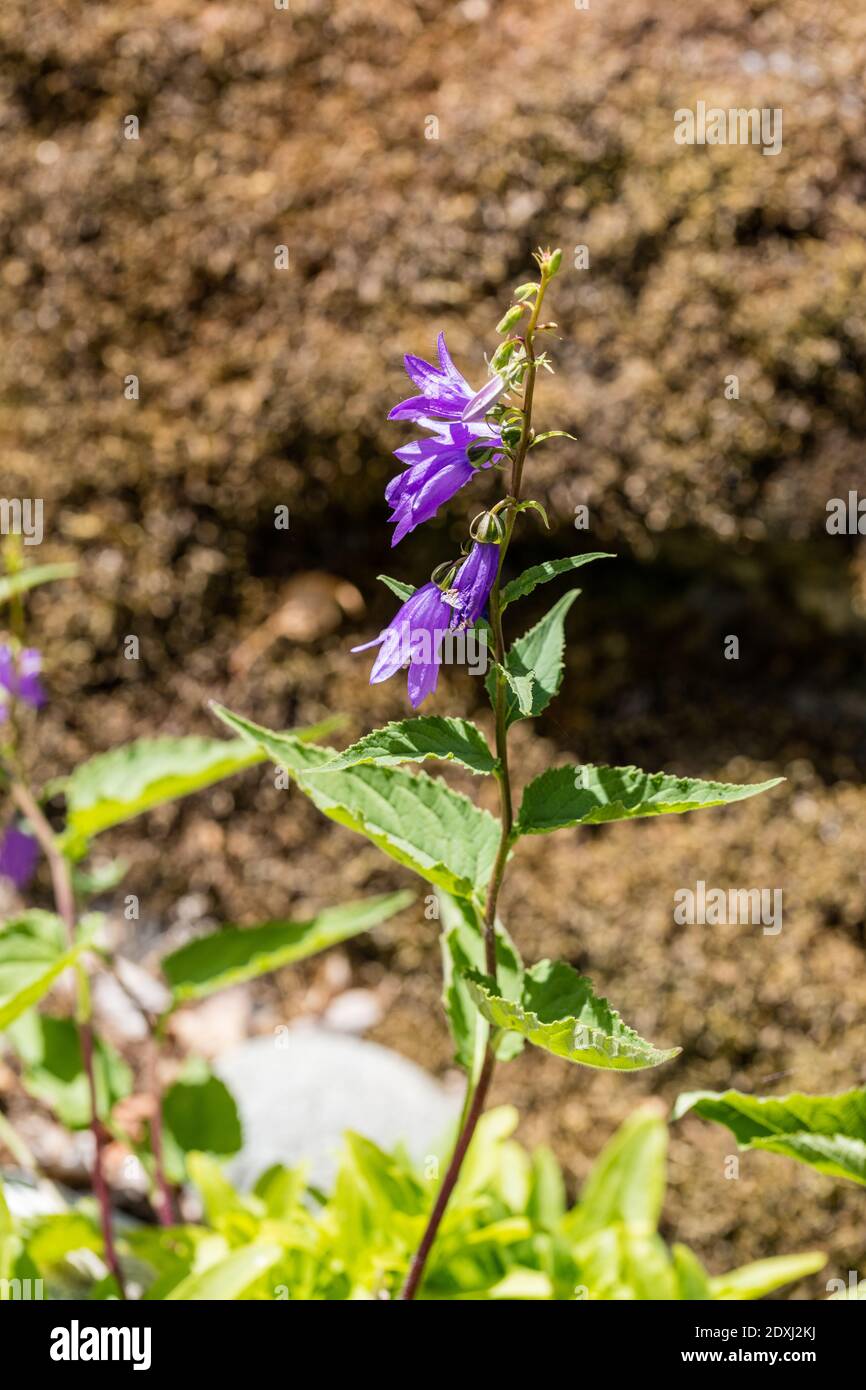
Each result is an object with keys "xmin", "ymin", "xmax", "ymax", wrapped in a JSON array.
[
  {"xmin": 10, "ymin": 780, "xmax": 126, "ymax": 1296},
  {"xmin": 399, "ymin": 268, "xmax": 554, "ymax": 1300}
]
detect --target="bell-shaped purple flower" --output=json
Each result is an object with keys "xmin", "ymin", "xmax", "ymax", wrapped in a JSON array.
[
  {"xmin": 388, "ymin": 332, "xmax": 504, "ymax": 428},
  {"xmin": 352, "ymin": 543, "xmax": 499, "ymax": 708},
  {"xmin": 442, "ymin": 540, "xmax": 500, "ymax": 627},
  {"xmin": 0, "ymin": 825, "xmax": 39, "ymax": 890},
  {"xmin": 0, "ymin": 645, "xmax": 45, "ymax": 721},
  {"xmin": 386, "ymin": 422, "xmax": 502, "ymax": 546}
]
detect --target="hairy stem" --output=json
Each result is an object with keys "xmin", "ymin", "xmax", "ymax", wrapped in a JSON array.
[
  {"xmin": 10, "ymin": 781, "xmax": 126, "ymax": 1296},
  {"xmin": 399, "ymin": 268, "xmax": 554, "ymax": 1301}
]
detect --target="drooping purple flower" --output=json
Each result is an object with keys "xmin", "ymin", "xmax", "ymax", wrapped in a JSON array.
[
  {"xmin": 388, "ymin": 332, "xmax": 504, "ymax": 427},
  {"xmin": 0, "ymin": 825, "xmax": 40, "ymax": 890},
  {"xmin": 0, "ymin": 646, "xmax": 46, "ymax": 722},
  {"xmin": 386, "ymin": 422, "xmax": 503, "ymax": 546},
  {"xmin": 352, "ymin": 543, "xmax": 498, "ymax": 708},
  {"xmin": 443, "ymin": 540, "xmax": 500, "ymax": 626}
]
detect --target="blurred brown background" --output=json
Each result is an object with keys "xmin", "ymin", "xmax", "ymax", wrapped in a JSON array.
[{"xmin": 2, "ymin": 0, "xmax": 866, "ymax": 1293}]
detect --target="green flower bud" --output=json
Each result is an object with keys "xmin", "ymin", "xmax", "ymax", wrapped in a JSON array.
[
  {"xmin": 496, "ymin": 304, "xmax": 525, "ymax": 334},
  {"xmin": 547, "ymin": 247, "xmax": 562, "ymax": 275},
  {"xmin": 469, "ymin": 510, "xmax": 506, "ymax": 544},
  {"xmin": 513, "ymin": 282, "xmax": 539, "ymax": 302}
]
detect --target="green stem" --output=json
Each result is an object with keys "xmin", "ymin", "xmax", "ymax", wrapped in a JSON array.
[
  {"xmin": 399, "ymin": 267, "xmax": 554, "ymax": 1301},
  {"xmin": 9, "ymin": 781, "xmax": 127, "ymax": 1297}
]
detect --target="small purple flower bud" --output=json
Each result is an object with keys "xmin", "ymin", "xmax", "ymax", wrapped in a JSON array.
[{"xmin": 0, "ymin": 826, "xmax": 40, "ymax": 890}]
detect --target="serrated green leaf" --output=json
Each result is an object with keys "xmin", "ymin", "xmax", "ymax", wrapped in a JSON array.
[
  {"xmin": 674, "ymin": 1088, "xmax": 866, "ymax": 1186},
  {"xmin": 7, "ymin": 1013, "xmax": 132, "ymax": 1129},
  {"xmin": 709, "ymin": 1252, "xmax": 827, "ymax": 1300},
  {"xmin": 437, "ymin": 889, "xmax": 524, "ymax": 1070},
  {"xmin": 465, "ymin": 961, "xmax": 679, "ymax": 1071},
  {"xmin": 377, "ymin": 575, "xmax": 415, "ymax": 601},
  {"xmin": 501, "ymin": 552, "xmax": 613, "ymax": 606},
  {"xmin": 0, "ymin": 913, "xmax": 82, "ymax": 1029},
  {"xmin": 313, "ymin": 717, "xmax": 497, "ymax": 777},
  {"xmin": 517, "ymin": 764, "xmax": 783, "ymax": 835},
  {"xmin": 161, "ymin": 891, "xmax": 413, "ymax": 1002},
  {"xmin": 486, "ymin": 590, "xmax": 580, "ymax": 727},
  {"xmin": 211, "ymin": 706, "xmax": 500, "ymax": 901},
  {"xmin": 0, "ymin": 563, "xmax": 77, "ymax": 606},
  {"xmin": 165, "ymin": 1242, "xmax": 282, "ymax": 1301}
]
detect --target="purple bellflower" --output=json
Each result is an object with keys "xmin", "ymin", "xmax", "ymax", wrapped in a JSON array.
[
  {"xmin": 0, "ymin": 825, "xmax": 40, "ymax": 890},
  {"xmin": 0, "ymin": 645, "xmax": 46, "ymax": 721},
  {"xmin": 387, "ymin": 422, "xmax": 502, "ymax": 547},
  {"xmin": 353, "ymin": 542, "xmax": 499, "ymax": 708},
  {"xmin": 386, "ymin": 334, "xmax": 507, "ymax": 544}
]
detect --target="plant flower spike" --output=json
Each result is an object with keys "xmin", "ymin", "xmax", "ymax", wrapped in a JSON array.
[{"xmin": 213, "ymin": 247, "xmax": 788, "ymax": 1300}]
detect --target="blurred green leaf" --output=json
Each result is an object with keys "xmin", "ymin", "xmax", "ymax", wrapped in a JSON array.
[
  {"xmin": 165, "ymin": 1242, "xmax": 283, "ymax": 1301},
  {"xmin": 710, "ymin": 1252, "xmax": 827, "ymax": 1300},
  {"xmin": 161, "ymin": 891, "xmax": 413, "ymax": 1002},
  {"xmin": 675, "ymin": 1088, "xmax": 866, "ymax": 1186},
  {"xmin": 8, "ymin": 1013, "xmax": 132, "ymax": 1129},
  {"xmin": 0, "ymin": 563, "xmax": 77, "ymax": 606},
  {"xmin": 0, "ymin": 913, "xmax": 81, "ymax": 1029},
  {"xmin": 162, "ymin": 1062, "xmax": 243, "ymax": 1182}
]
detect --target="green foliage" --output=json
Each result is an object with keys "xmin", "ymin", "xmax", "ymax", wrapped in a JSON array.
[
  {"xmin": 675, "ymin": 1088, "xmax": 866, "ymax": 1186},
  {"xmin": 161, "ymin": 1061, "xmax": 243, "ymax": 1183},
  {"xmin": 464, "ymin": 960, "xmax": 679, "ymax": 1071},
  {"xmin": 160, "ymin": 891, "xmax": 413, "ymax": 1002},
  {"xmin": 313, "ymin": 717, "xmax": 498, "ymax": 777},
  {"xmin": 517, "ymin": 764, "xmax": 783, "ymax": 835},
  {"xmin": 63, "ymin": 736, "xmax": 266, "ymax": 846},
  {"xmin": 211, "ymin": 707, "xmax": 500, "ymax": 902},
  {"xmin": 486, "ymin": 590, "xmax": 580, "ymax": 727},
  {"xmin": 0, "ymin": 913, "xmax": 83, "ymax": 1029},
  {"xmin": 377, "ymin": 574, "xmax": 415, "ymax": 601},
  {"xmin": 500, "ymin": 552, "xmax": 613, "ymax": 606},
  {"xmin": 3, "ymin": 1105, "xmax": 823, "ymax": 1301},
  {"xmin": 0, "ymin": 562, "xmax": 77, "ymax": 606},
  {"xmin": 7, "ymin": 1012, "xmax": 132, "ymax": 1129},
  {"xmin": 437, "ymin": 889, "xmax": 524, "ymax": 1070}
]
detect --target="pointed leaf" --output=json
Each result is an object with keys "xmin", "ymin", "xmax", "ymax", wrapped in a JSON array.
[
  {"xmin": 161, "ymin": 891, "xmax": 413, "ymax": 1001},
  {"xmin": 486, "ymin": 589, "xmax": 580, "ymax": 726},
  {"xmin": 437, "ymin": 889, "xmax": 524, "ymax": 1070},
  {"xmin": 0, "ymin": 563, "xmax": 77, "ymax": 606},
  {"xmin": 312, "ymin": 717, "xmax": 497, "ymax": 777},
  {"xmin": 517, "ymin": 763, "xmax": 783, "ymax": 835},
  {"xmin": 0, "ymin": 913, "xmax": 82, "ymax": 1029},
  {"xmin": 501, "ymin": 552, "xmax": 613, "ymax": 606},
  {"xmin": 674, "ymin": 1088, "xmax": 866, "ymax": 1186},
  {"xmin": 709, "ymin": 1252, "xmax": 827, "ymax": 1300},
  {"xmin": 464, "ymin": 960, "xmax": 679, "ymax": 1071},
  {"xmin": 211, "ymin": 706, "xmax": 500, "ymax": 901},
  {"xmin": 377, "ymin": 574, "xmax": 416, "ymax": 602},
  {"xmin": 672, "ymin": 1244, "xmax": 712, "ymax": 1299}
]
